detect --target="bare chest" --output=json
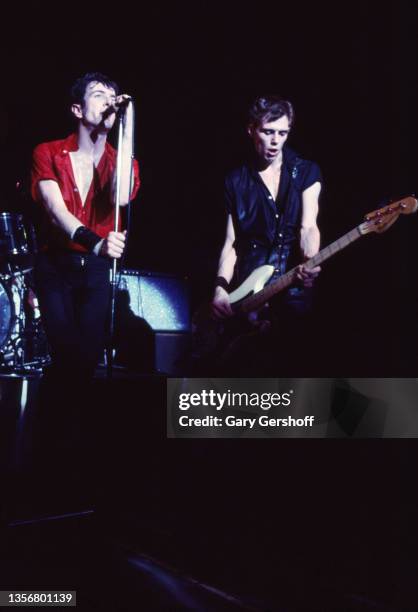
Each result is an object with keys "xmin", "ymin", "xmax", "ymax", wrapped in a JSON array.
[
  {"xmin": 69, "ymin": 152, "xmax": 95, "ymax": 206},
  {"xmin": 259, "ymin": 168, "xmax": 281, "ymax": 201}
]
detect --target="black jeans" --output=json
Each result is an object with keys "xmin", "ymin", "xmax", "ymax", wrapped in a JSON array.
[
  {"xmin": 30, "ymin": 251, "xmax": 111, "ymax": 480},
  {"xmin": 34, "ymin": 251, "xmax": 111, "ymax": 380}
]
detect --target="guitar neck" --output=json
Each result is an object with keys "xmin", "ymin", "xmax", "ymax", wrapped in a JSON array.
[{"xmin": 240, "ymin": 225, "xmax": 363, "ymax": 312}]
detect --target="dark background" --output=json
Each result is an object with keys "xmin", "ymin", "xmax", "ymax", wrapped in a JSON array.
[
  {"xmin": 0, "ymin": 1, "xmax": 416, "ymax": 375},
  {"xmin": 0, "ymin": 3, "xmax": 417, "ymax": 610}
]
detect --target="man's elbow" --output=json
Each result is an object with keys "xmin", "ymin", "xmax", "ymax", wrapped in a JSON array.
[
  {"xmin": 119, "ymin": 193, "xmax": 136, "ymax": 206},
  {"xmin": 113, "ymin": 186, "xmax": 136, "ymax": 207},
  {"xmin": 41, "ymin": 200, "xmax": 59, "ymax": 224},
  {"xmin": 47, "ymin": 207, "xmax": 65, "ymax": 229},
  {"xmin": 301, "ymin": 223, "xmax": 319, "ymax": 233}
]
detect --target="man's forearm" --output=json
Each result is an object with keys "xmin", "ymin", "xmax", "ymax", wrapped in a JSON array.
[
  {"xmin": 217, "ymin": 245, "xmax": 237, "ymax": 284},
  {"xmin": 39, "ymin": 180, "xmax": 83, "ymax": 238},
  {"xmin": 51, "ymin": 207, "xmax": 82, "ymax": 237},
  {"xmin": 113, "ymin": 104, "xmax": 135, "ymax": 206},
  {"xmin": 118, "ymin": 141, "xmax": 134, "ymax": 206},
  {"xmin": 300, "ymin": 225, "xmax": 320, "ymax": 258}
]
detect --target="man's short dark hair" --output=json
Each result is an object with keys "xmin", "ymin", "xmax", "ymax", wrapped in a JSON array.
[
  {"xmin": 70, "ymin": 72, "xmax": 120, "ymax": 106},
  {"xmin": 248, "ymin": 95, "xmax": 294, "ymax": 128}
]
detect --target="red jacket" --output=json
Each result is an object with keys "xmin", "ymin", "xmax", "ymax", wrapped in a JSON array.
[{"xmin": 31, "ymin": 133, "xmax": 140, "ymax": 252}]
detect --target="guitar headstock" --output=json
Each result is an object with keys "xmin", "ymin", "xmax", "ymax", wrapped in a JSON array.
[{"xmin": 359, "ymin": 196, "xmax": 418, "ymax": 235}]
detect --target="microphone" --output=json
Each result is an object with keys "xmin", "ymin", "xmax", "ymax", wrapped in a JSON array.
[{"xmin": 102, "ymin": 96, "xmax": 133, "ymax": 118}]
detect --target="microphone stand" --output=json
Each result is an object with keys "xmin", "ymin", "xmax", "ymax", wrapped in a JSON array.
[{"xmin": 106, "ymin": 107, "xmax": 133, "ymax": 380}]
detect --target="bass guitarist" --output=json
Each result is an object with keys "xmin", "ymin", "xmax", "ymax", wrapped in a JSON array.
[{"xmin": 210, "ymin": 95, "xmax": 322, "ymax": 373}]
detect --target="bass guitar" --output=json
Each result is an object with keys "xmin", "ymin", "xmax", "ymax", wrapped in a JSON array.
[
  {"xmin": 193, "ymin": 196, "xmax": 417, "ymax": 362},
  {"xmin": 228, "ymin": 196, "xmax": 417, "ymax": 313}
]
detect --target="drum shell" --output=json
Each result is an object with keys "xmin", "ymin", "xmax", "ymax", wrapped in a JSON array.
[
  {"xmin": 0, "ymin": 278, "xmax": 13, "ymax": 354},
  {"xmin": 0, "ymin": 272, "xmax": 50, "ymax": 368},
  {"xmin": 0, "ymin": 212, "xmax": 30, "ymax": 257}
]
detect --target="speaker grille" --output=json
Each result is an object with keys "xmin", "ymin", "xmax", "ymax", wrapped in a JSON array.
[{"xmin": 118, "ymin": 270, "xmax": 190, "ymax": 332}]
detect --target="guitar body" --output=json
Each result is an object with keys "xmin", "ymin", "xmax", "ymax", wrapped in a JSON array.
[
  {"xmin": 192, "ymin": 300, "xmax": 272, "ymax": 371},
  {"xmin": 193, "ymin": 265, "xmax": 276, "ymax": 365},
  {"xmin": 228, "ymin": 265, "xmax": 275, "ymax": 306}
]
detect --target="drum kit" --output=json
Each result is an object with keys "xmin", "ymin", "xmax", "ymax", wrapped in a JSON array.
[{"xmin": 0, "ymin": 212, "xmax": 49, "ymax": 372}]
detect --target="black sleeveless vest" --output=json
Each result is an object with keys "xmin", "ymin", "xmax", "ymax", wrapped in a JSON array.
[{"xmin": 225, "ymin": 146, "xmax": 321, "ymax": 287}]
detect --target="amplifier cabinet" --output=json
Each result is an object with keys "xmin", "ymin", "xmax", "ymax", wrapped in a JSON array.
[{"xmin": 111, "ymin": 269, "xmax": 191, "ymax": 375}]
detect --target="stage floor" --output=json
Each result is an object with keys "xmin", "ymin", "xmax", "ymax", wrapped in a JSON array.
[{"xmin": 1, "ymin": 373, "xmax": 416, "ymax": 611}]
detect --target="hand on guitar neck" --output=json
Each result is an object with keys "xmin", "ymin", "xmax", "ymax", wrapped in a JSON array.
[{"xmin": 295, "ymin": 262, "xmax": 321, "ymax": 287}]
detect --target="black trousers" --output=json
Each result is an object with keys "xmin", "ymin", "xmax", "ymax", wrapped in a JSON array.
[
  {"xmin": 34, "ymin": 251, "xmax": 111, "ymax": 381},
  {"xmin": 211, "ymin": 285, "xmax": 316, "ymax": 377},
  {"xmin": 28, "ymin": 251, "xmax": 111, "ymax": 484}
]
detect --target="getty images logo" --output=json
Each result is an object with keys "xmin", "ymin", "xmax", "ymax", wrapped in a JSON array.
[{"xmin": 178, "ymin": 389, "xmax": 294, "ymax": 411}]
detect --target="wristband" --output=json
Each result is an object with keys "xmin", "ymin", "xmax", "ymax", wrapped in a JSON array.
[
  {"xmin": 72, "ymin": 226, "xmax": 102, "ymax": 252},
  {"xmin": 215, "ymin": 276, "xmax": 230, "ymax": 291}
]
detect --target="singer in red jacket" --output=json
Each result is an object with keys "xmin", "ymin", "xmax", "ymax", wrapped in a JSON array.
[{"xmin": 31, "ymin": 72, "xmax": 140, "ymax": 383}]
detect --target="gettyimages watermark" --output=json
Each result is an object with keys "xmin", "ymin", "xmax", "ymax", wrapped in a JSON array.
[
  {"xmin": 176, "ymin": 388, "xmax": 315, "ymax": 429},
  {"xmin": 167, "ymin": 378, "xmax": 418, "ymax": 438}
]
